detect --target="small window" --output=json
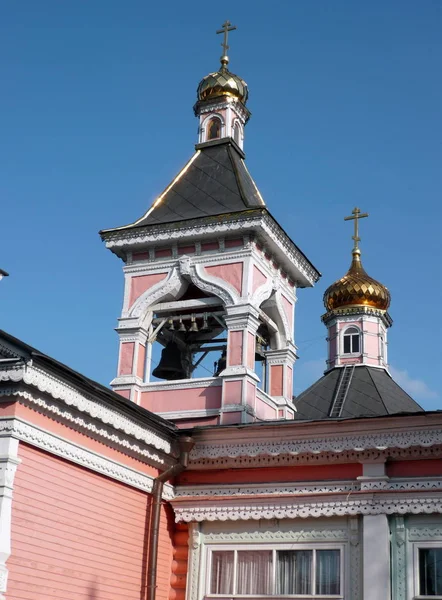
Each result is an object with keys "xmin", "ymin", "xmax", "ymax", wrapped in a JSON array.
[
  {"xmin": 343, "ymin": 327, "xmax": 360, "ymax": 354},
  {"xmin": 419, "ymin": 548, "xmax": 442, "ymax": 596},
  {"xmin": 233, "ymin": 122, "xmax": 241, "ymax": 144},
  {"xmin": 207, "ymin": 118, "xmax": 221, "ymax": 140}
]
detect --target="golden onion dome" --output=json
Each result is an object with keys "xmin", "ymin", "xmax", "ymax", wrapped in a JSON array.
[
  {"xmin": 197, "ymin": 62, "xmax": 248, "ymax": 104},
  {"xmin": 323, "ymin": 248, "xmax": 391, "ymax": 312}
]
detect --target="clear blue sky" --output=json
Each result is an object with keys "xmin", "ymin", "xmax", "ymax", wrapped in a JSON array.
[{"xmin": 1, "ymin": 1, "xmax": 441, "ymax": 407}]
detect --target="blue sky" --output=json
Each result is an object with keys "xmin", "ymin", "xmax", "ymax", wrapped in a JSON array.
[{"xmin": 1, "ymin": 1, "xmax": 441, "ymax": 407}]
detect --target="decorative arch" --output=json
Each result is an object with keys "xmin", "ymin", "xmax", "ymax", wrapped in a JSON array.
[
  {"xmin": 342, "ymin": 325, "xmax": 361, "ymax": 355},
  {"xmin": 232, "ymin": 119, "xmax": 243, "ymax": 146},
  {"xmin": 260, "ymin": 288, "xmax": 293, "ymax": 349},
  {"xmin": 129, "ymin": 266, "xmax": 188, "ymax": 319},
  {"xmin": 178, "ymin": 257, "xmax": 239, "ymax": 306},
  {"xmin": 201, "ymin": 114, "xmax": 225, "ymax": 142}
]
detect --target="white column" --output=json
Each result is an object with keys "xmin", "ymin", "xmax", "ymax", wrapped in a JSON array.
[
  {"xmin": 362, "ymin": 514, "xmax": 390, "ymax": 600},
  {"xmin": 0, "ymin": 435, "xmax": 20, "ymax": 599}
]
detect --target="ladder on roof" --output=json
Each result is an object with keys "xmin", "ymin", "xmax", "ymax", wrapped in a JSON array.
[{"xmin": 329, "ymin": 365, "xmax": 355, "ymax": 418}]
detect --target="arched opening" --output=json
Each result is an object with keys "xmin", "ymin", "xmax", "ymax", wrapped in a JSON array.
[
  {"xmin": 207, "ymin": 118, "xmax": 221, "ymax": 141},
  {"xmin": 342, "ymin": 326, "xmax": 360, "ymax": 354}
]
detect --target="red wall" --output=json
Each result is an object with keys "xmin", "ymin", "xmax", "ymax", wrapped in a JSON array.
[{"xmin": 7, "ymin": 443, "xmax": 174, "ymax": 600}]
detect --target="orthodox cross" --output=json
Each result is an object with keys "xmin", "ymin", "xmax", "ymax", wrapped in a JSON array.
[
  {"xmin": 344, "ymin": 207, "xmax": 369, "ymax": 251},
  {"xmin": 216, "ymin": 21, "xmax": 237, "ymax": 60}
]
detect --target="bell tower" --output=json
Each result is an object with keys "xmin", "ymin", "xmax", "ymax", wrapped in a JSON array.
[{"xmin": 100, "ymin": 24, "xmax": 320, "ymax": 427}]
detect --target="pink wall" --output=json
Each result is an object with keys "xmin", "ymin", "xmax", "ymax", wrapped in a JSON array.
[
  {"xmin": 7, "ymin": 443, "xmax": 174, "ymax": 600},
  {"xmin": 287, "ymin": 366, "xmax": 293, "ymax": 398},
  {"xmin": 252, "ymin": 265, "xmax": 267, "ymax": 293},
  {"xmin": 205, "ymin": 263, "xmax": 243, "ymax": 295},
  {"xmin": 225, "ymin": 238, "xmax": 243, "ymax": 249},
  {"xmin": 223, "ymin": 380, "xmax": 242, "ymax": 404},
  {"xmin": 156, "ymin": 248, "xmax": 172, "ymax": 259},
  {"xmin": 201, "ymin": 242, "xmax": 218, "ymax": 252},
  {"xmin": 141, "ymin": 385, "xmax": 222, "ymax": 413},
  {"xmin": 247, "ymin": 332, "xmax": 255, "ymax": 370},
  {"xmin": 228, "ymin": 331, "xmax": 243, "ymax": 366},
  {"xmin": 137, "ymin": 344, "xmax": 146, "ymax": 379},
  {"xmin": 119, "ymin": 342, "xmax": 134, "ymax": 376},
  {"xmin": 129, "ymin": 272, "xmax": 167, "ymax": 307},
  {"xmin": 255, "ymin": 400, "xmax": 277, "ymax": 421},
  {"xmin": 270, "ymin": 365, "xmax": 283, "ymax": 397}
]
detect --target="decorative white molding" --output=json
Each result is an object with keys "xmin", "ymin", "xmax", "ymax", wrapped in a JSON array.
[
  {"xmin": 0, "ymin": 417, "xmax": 174, "ymax": 500},
  {"xmin": 190, "ymin": 428, "xmax": 442, "ymax": 461},
  {"xmin": 140, "ymin": 377, "xmax": 221, "ymax": 393},
  {"xmin": 4, "ymin": 389, "xmax": 169, "ymax": 467},
  {"xmin": 102, "ymin": 213, "xmax": 319, "ymax": 287},
  {"xmin": 173, "ymin": 493, "xmax": 442, "ymax": 522},
  {"xmin": 0, "ymin": 365, "xmax": 173, "ymax": 455},
  {"xmin": 130, "ymin": 266, "xmax": 187, "ymax": 318},
  {"xmin": 175, "ymin": 481, "xmax": 358, "ymax": 498},
  {"xmin": 408, "ymin": 526, "xmax": 442, "ymax": 540},
  {"xmin": 203, "ymin": 527, "xmax": 349, "ymax": 543},
  {"xmin": 0, "ymin": 436, "xmax": 19, "ymax": 599}
]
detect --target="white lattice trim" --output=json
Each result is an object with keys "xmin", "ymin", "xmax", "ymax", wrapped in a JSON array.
[
  {"xmin": 173, "ymin": 494, "xmax": 442, "ymax": 522},
  {"xmin": 203, "ymin": 528, "xmax": 349, "ymax": 543},
  {"xmin": 0, "ymin": 417, "xmax": 174, "ymax": 500},
  {"xmin": 191, "ymin": 427, "xmax": 442, "ymax": 460},
  {"xmin": 0, "ymin": 365, "xmax": 172, "ymax": 454},
  {"xmin": 3, "ymin": 389, "xmax": 168, "ymax": 467}
]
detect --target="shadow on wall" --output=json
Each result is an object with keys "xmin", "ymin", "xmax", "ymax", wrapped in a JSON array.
[{"xmin": 88, "ymin": 580, "xmax": 99, "ymax": 599}]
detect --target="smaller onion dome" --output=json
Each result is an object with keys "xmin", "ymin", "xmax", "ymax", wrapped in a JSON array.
[
  {"xmin": 197, "ymin": 60, "xmax": 248, "ymax": 104},
  {"xmin": 324, "ymin": 248, "xmax": 391, "ymax": 312}
]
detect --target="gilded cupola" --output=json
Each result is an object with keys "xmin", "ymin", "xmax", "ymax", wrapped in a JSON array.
[
  {"xmin": 196, "ymin": 21, "xmax": 248, "ymax": 105},
  {"xmin": 323, "ymin": 207, "xmax": 391, "ymax": 313}
]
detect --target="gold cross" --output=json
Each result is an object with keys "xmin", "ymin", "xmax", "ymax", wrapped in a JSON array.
[
  {"xmin": 216, "ymin": 21, "xmax": 237, "ymax": 61},
  {"xmin": 344, "ymin": 207, "xmax": 369, "ymax": 251}
]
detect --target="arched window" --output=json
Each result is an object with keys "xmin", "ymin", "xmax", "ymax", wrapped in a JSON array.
[
  {"xmin": 343, "ymin": 327, "xmax": 360, "ymax": 354},
  {"xmin": 207, "ymin": 118, "xmax": 221, "ymax": 140},
  {"xmin": 233, "ymin": 122, "xmax": 241, "ymax": 145}
]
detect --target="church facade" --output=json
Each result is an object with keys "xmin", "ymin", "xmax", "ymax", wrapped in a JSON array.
[{"xmin": 0, "ymin": 23, "xmax": 441, "ymax": 600}]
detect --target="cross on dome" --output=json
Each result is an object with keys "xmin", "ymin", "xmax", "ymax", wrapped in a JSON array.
[
  {"xmin": 344, "ymin": 207, "xmax": 369, "ymax": 252},
  {"xmin": 216, "ymin": 20, "xmax": 237, "ymax": 68}
]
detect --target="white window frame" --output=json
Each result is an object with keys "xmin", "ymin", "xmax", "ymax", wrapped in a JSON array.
[
  {"xmin": 342, "ymin": 326, "xmax": 361, "ymax": 356},
  {"xmin": 411, "ymin": 541, "xmax": 442, "ymax": 600},
  {"xmin": 204, "ymin": 542, "xmax": 345, "ymax": 599}
]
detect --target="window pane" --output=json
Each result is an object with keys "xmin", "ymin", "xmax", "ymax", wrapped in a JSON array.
[
  {"xmin": 316, "ymin": 550, "xmax": 340, "ymax": 595},
  {"xmin": 420, "ymin": 548, "xmax": 442, "ymax": 595},
  {"xmin": 351, "ymin": 334, "xmax": 360, "ymax": 353},
  {"xmin": 343, "ymin": 336, "xmax": 351, "ymax": 354},
  {"xmin": 237, "ymin": 550, "xmax": 272, "ymax": 595},
  {"xmin": 276, "ymin": 550, "xmax": 312, "ymax": 595},
  {"xmin": 211, "ymin": 551, "xmax": 234, "ymax": 595}
]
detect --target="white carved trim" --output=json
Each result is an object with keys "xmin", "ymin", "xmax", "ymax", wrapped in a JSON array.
[
  {"xmin": 0, "ymin": 417, "xmax": 174, "ymax": 500},
  {"xmin": 0, "ymin": 365, "xmax": 173, "ymax": 454},
  {"xmin": 139, "ymin": 377, "xmax": 221, "ymax": 393},
  {"xmin": 129, "ymin": 266, "xmax": 187, "ymax": 318},
  {"xmin": 173, "ymin": 493, "xmax": 442, "ymax": 522},
  {"xmin": 190, "ymin": 427, "xmax": 442, "ymax": 460},
  {"xmin": 0, "ymin": 436, "xmax": 19, "ymax": 598},
  {"xmin": 4, "ymin": 389, "xmax": 169, "ymax": 467}
]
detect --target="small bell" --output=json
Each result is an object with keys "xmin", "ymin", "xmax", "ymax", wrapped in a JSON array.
[
  {"xmin": 168, "ymin": 319, "xmax": 175, "ymax": 331},
  {"xmin": 255, "ymin": 336, "xmax": 266, "ymax": 362},
  {"xmin": 190, "ymin": 315, "xmax": 199, "ymax": 332},
  {"xmin": 178, "ymin": 318, "xmax": 186, "ymax": 332},
  {"xmin": 201, "ymin": 313, "xmax": 210, "ymax": 331}
]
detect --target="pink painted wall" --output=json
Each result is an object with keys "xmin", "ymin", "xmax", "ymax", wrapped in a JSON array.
[
  {"xmin": 255, "ymin": 399, "xmax": 277, "ymax": 421},
  {"xmin": 328, "ymin": 323, "xmax": 338, "ymax": 362},
  {"xmin": 225, "ymin": 238, "xmax": 243, "ymax": 249},
  {"xmin": 177, "ymin": 245, "xmax": 194, "ymax": 256},
  {"xmin": 223, "ymin": 380, "xmax": 242, "ymax": 404},
  {"xmin": 129, "ymin": 272, "xmax": 167, "ymax": 308},
  {"xmin": 117, "ymin": 389, "xmax": 131, "ymax": 400},
  {"xmin": 287, "ymin": 366, "xmax": 293, "ymax": 398},
  {"xmin": 205, "ymin": 263, "xmax": 243, "ymax": 295},
  {"xmin": 156, "ymin": 248, "xmax": 172, "ymax": 259},
  {"xmin": 7, "ymin": 443, "xmax": 174, "ymax": 600},
  {"xmin": 140, "ymin": 385, "xmax": 222, "ymax": 413},
  {"xmin": 270, "ymin": 365, "xmax": 284, "ymax": 397},
  {"xmin": 137, "ymin": 344, "xmax": 146, "ymax": 379},
  {"xmin": 221, "ymin": 411, "xmax": 243, "ymax": 425},
  {"xmin": 201, "ymin": 242, "xmax": 218, "ymax": 252},
  {"xmin": 252, "ymin": 265, "xmax": 267, "ymax": 294},
  {"xmin": 119, "ymin": 342, "xmax": 134, "ymax": 376},
  {"xmin": 246, "ymin": 381, "xmax": 256, "ymax": 407},
  {"xmin": 132, "ymin": 251, "xmax": 149, "ymax": 261},
  {"xmin": 228, "ymin": 331, "xmax": 243, "ymax": 366},
  {"xmin": 247, "ymin": 332, "xmax": 255, "ymax": 370}
]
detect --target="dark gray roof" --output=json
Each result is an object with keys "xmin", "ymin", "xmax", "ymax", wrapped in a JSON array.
[
  {"xmin": 105, "ymin": 138, "xmax": 265, "ymax": 230},
  {"xmin": 294, "ymin": 365, "xmax": 423, "ymax": 420}
]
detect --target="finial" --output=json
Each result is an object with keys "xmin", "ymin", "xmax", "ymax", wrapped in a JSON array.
[
  {"xmin": 344, "ymin": 207, "xmax": 369, "ymax": 256},
  {"xmin": 216, "ymin": 20, "xmax": 237, "ymax": 70}
]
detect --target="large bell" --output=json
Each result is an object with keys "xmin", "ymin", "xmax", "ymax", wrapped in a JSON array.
[{"xmin": 152, "ymin": 341, "xmax": 187, "ymax": 381}]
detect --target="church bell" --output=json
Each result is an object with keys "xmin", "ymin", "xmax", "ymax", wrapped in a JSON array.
[{"xmin": 152, "ymin": 341, "xmax": 187, "ymax": 381}]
